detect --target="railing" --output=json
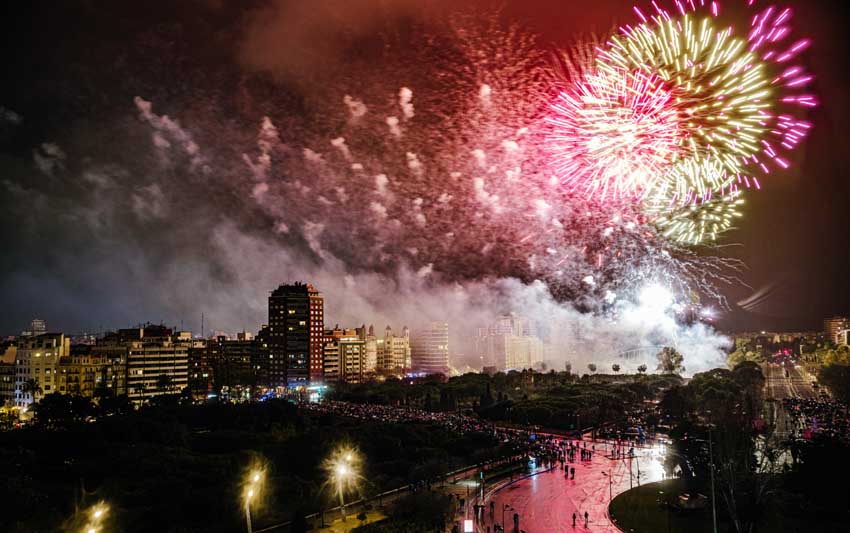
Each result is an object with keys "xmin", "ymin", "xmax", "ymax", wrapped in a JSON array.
[{"xmin": 253, "ymin": 460, "xmax": 518, "ymax": 532}]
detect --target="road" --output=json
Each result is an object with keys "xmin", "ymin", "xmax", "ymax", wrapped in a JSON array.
[
  {"xmin": 762, "ymin": 363, "xmax": 819, "ymax": 443},
  {"xmin": 462, "ymin": 442, "xmax": 666, "ymax": 532},
  {"xmin": 762, "ymin": 363, "xmax": 817, "ymax": 401}
]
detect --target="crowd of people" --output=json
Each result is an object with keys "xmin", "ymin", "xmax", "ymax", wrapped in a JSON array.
[{"xmin": 784, "ymin": 397, "xmax": 850, "ymax": 445}]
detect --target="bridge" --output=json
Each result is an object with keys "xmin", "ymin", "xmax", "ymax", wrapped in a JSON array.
[{"xmin": 614, "ymin": 344, "xmax": 700, "ymax": 361}]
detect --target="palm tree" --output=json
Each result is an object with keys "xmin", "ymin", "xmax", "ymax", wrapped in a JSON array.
[
  {"xmin": 587, "ymin": 363, "xmax": 597, "ymax": 374},
  {"xmin": 637, "ymin": 364, "xmax": 648, "ymax": 374},
  {"xmin": 612, "ymin": 364, "xmax": 621, "ymax": 373},
  {"xmin": 22, "ymin": 378, "xmax": 43, "ymax": 403}
]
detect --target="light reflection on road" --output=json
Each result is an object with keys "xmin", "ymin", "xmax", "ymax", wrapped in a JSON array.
[{"xmin": 473, "ymin": 441, "xmax": 667, "ymax": 532}]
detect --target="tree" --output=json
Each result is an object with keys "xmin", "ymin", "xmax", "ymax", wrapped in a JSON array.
[
  {"xmin": 587, "ymin": 363, "xmax": 597, "ymax": 374},
  {"xmin": 611, "ymin": 364, "xmax": 620, "ymax": 373},
  {"xmin": 22, "ymin": 378, "xmax": 43, "ymax": 403},
  {"xmin": 656, "ymin": 347, "xmax": 685, "ymax": 374},
  {"xmin": 156, "ymin": 374, "xmax": 174, "ymax": 394},
  {"xmin": 819, "ymin": 363, "xmax": 850, "ymax": 402},
  {"xmin": 637, "ymin": 364, "xmax": 647, "ymax": 374}
]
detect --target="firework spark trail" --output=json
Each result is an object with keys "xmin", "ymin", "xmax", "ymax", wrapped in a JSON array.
[
  {"xmin": 546, "ymin": 69, "xmax": 683, "ymax": 200},
  {"xmin": 540, "ymin": 0, "xmax": 815, "ymax": 245}
]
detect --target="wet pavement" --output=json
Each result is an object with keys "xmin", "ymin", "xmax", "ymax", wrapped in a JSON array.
[{"xmin": 461, "ymin": 442, "xmax": 667, "ymax": 532}]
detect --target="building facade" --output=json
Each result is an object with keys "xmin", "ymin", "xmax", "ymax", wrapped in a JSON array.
[
  {"xmin": 56, "ymin": 344, "xmax": 124, "ymax": 397},
  {"xmin": 189, "ymin": 335, "xmax": 268, "ymax": 401},
  {"xmin": 0, "ymin": 341, "xmax": 17, "ymax": 407},
  {"xmin": 475, "ymin": 315, "xmax": 545, "ymax": 371},
  {"xmin": 824, "ymin": 316, "xmax": 850, "ymax": 345},
  {"xmin": 14, "ymin": 333, "xmax": 70, "ymax": 408},
  {"xmin": 323, "ymin": 328, "xmax": 366, "ymax": 384},
  {"xmin": 122, "ymin": 326, "xmax": 190, "ymax": 403},
  {"xmin": 377, "ymin": 325, "xmax": 411, "ymax": 373},
  {"xmin": 412, "ymin": 322, "xmax": 449, "ymax": 375},
  {"xmin": 268, "ymin": 283, "xmax": 324, "ymax": 389}
]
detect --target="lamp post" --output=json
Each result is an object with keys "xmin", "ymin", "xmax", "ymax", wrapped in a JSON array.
[
  {"xmin": 244, "ymin": 469, "xmax": 263, "ymax": 533},
  {"xmin": 708, "ymin": 427, "xmax": 718, "ymax": 533},
  {"xmin": 601, "ymin": 471, "xmax": 613, "ymax": 502},
  {"xmin": 502, "ymin": 503, "xmax": 514, "ymax": 531},
  {"xmin": 324, "ymin": 446, "xmax": 361, "ymax": 523},
  {"xmin": 81, "ymin": 502, "xmax": 108, "ymax": 533}
]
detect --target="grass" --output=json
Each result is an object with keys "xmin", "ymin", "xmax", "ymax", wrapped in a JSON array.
[
  {"xmin": 609, "ymin": 479, "xmax": 715, "ymax": 533},
  {"xmin": 610, "ymin": 478, "xmax": 848, "ymax": 533}
]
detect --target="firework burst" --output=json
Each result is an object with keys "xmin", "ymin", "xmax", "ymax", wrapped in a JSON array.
[{"xmin": 547, "ymin": 68, "xmax": 683, "ymax": 200}]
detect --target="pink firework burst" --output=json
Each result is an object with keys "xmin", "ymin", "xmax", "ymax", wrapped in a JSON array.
[{"xmin": 546, "ymin": 68, "xmax": 683, "ymax": 201}]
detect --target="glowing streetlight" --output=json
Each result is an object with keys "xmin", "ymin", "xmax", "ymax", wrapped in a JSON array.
[
  {"xmin": 243, "ymin": 469, "xmax": 264, "ymax": 533},
  {"xmin": 323, "ymin": 446, "xmax": 362, "ymax": 520},
  {"xmin": 81, "ymin": 502, "xmax": 108, "ymax": 533}
]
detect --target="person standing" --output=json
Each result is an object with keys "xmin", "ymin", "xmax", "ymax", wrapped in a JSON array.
[
  {"xmin": 572, "ymin": 512, "xmax": 577, "ymax": 528},
  {"xmin": 584, "ymin": 511, "xmax": 589, "ymax": 528}
]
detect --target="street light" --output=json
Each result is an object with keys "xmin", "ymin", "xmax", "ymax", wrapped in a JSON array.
[
  {"xmin": 501, "ymin": 503, "xmax": 514, "ymax": 530},
  {"xmin": 81, "ymin": 501, "xmax": 108, "ymax": 533},
  {"xmin": 324, "ymin": 445, "xmax": 362, "ymax": 521},
  {"xmin": 601, "ymin": 471, "xmax": 613, "ymax": 502},
  {"xmin": 244, "ymin": 469, "xmax": 264, "ymax": 533}
]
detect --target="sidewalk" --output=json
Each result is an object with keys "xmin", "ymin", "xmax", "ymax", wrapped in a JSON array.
[{"xmin": 462, "ymin": 444, "xmax": 666, "ymax": 532}]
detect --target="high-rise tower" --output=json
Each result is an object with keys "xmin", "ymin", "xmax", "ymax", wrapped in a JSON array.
[
  {"xmin": 411, "ymin": 322, "xmax": 449, "ymax": 375},
  {"xmin": 268, "ymin": 283, "xmax": 324, "ymax": 389}
]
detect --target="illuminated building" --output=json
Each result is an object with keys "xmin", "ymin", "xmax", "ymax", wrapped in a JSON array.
[
  {"xmin": 475, "ymin": 314, "xmax": 545, "ymax": 371},
  {"xmin": 309, "ymin": 286, "xmax": 325, "ymax": 382},
  {"xmin": 824, "ymin": 316, "xmax": 850, "ymax": 345},
  {"xmin": 20, "ymin": 318, "xmax": 48, "ymax": 337},
  {"xmin": 412, "ymin": 322, "xmax": 449, "ymax": 375},
  {"xmin": 359, "ymin": 325, "xmax": 379, "ymax": 374},
  {"xmin": 268, "ymin": 283, "xmax": 323, "ymax": 389},
  {"xmin": 0, "ymin": 341, "xmax": 16, "ymax": 407},
  {"xmin": 377, "ymin": 325, "xmax": 411, "ymax": 373},
  {"xmin": 188, "ymin": 335, "xmax": 267, "ymax": 401},
  {"xmin": 14, "ymin": 333, "xmax": 70, "ymax": 408},
  {"xmin": 323, "ymin": 327, "xmax": 365, "ymax": 383},
  {"xmin": 57, "ymin": 344, "xmax": 124, "ymax": 397},
  {"xmin": 116, "ymin": 325, "xmax": 189, "ymax": 403}
]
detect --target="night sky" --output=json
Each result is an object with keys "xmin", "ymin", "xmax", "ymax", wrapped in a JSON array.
[{"xmin": 2, "ymin": 0, "xmax": 849, "ymax": 336}]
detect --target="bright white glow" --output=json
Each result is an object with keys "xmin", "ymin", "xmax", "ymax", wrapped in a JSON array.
[{"xmin": 639, "ymin": 283, "xmax": 674, "ymax": 312}]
